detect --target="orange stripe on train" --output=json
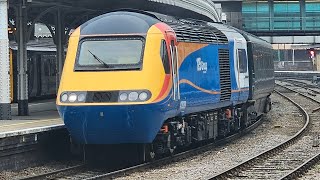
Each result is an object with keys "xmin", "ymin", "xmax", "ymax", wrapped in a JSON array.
[
  {"xmin": 153, "ymin": 75, "xmax": 172, "ymax": 102},
  {"xmin": 179, "ymin": 79, "xmax": 221, "ymax": 95}
]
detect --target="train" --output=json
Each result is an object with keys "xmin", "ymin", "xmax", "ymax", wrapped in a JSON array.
[
  {"xmin": 56, "ymin": 10, "xmax": 274, "ymax": 161},
  {"xmin": 9, "ymin": 39, "xmax": 57, "ymax": 102}
]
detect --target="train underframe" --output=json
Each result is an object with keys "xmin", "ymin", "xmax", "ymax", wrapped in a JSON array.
[
  {"xmin": 139, "ymin": 100, "xmax": 267, "ymax": 162},
  {"xmin": 74, "ymin": 98, "xmax": 271, "ymax": 164}
]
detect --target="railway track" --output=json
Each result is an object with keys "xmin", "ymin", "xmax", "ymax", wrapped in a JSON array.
[
  {"xmin": 18, "ymin": 164, "xmax": 86, "ymax": 180},
  {"xmin": 280, "ymin": 79, "xmax": 320, "ymax": 95},
  {"xmin": 208, "ymin": 81, "xmax": 320, "ymax": 180},
  {"xmin": 22, "ymin": 80, "xmax": 319, "ymax": 180},
  {"xmin": 19, "ymin": 115, "xmax": 265, "ymax": 180}
]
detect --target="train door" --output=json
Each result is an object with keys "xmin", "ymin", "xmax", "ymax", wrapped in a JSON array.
[
  {"xmin": 235, "ymin": 39, "xmax": 249, "ymax": 100},
  {"xmin": 166, "ymin": 31, "xmax": 180, "ymax": 101}
]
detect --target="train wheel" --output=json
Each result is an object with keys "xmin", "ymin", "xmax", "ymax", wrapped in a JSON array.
[
  {"xmin": 139, "ymin": 144, "xmax": 155, "ymax": 162},
  {"xmin": 241, "ymin": 108, "xmax": 249, "ymax": 129},
  {"xmin": 264, "ymin": 97, "xmax": 272, "ymax": 113},
  {"xmin": 167, "ymin": 134, "xmax": 176, "ymax": 155}
]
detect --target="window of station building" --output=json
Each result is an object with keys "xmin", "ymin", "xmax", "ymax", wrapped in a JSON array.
[
  {"xmin": 237, "ymin": 49, "xmax": 248, "ymax": 73},
  {"xmin": 274, "ymin": 1, "xmax": 301, "ymax": 30},
  {"xmin": 306, "ymin": 1, "xmax": 320, "ymax": 30},
  {"xmin": 242, "ymin": 1, "xmax": 270, "ymax": 31}
]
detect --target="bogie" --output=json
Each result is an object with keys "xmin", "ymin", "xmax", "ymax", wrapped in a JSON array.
[{"xmin": 150, "ymin": 105, "xmax": 256, "ymax": 158}]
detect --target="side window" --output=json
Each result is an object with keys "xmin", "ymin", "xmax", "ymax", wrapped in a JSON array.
[
  {"xmin": 171, "ymin": 40, "xmax": 177, "ymax": 76},
  {"xmin": 160, "ymin": 40, "xmax": 170, "ymax": 74},
  {"xmin": 238, "ymin": 49, "xmax": 248, "ymax": 73}
]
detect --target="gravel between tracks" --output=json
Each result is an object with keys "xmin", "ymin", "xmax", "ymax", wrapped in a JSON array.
[
  {"xmin": 0, "ymin": 160, "xmax": 82, "ymax": 180},
  {"xmin": 116, "ymin": 93, "xmax": 305, "ymax": 180},
  {"xmin": 300, "ymin": 163, "xmax": 320, "ymax": 180}
]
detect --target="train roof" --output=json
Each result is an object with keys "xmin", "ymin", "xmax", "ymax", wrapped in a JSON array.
[
  {"xmin": 229, "ymin": 27, "xmax": 272, "ymax": 48},
  {"xmin": 80, "ymin": 10, "xmax": 229, "ymax": 44},
  {"xmin": 208, "ymin": 22, "xmax": 271, "ymax": 48},
  {"xmin": 9, "ymin": 39, "xmax": 57, "ymax": 52}
]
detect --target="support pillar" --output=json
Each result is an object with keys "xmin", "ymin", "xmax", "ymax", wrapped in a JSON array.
[
  {"xmin": 55, "ymin": 9, "xmax": 65, "ymax": 91},
  {"xmin": 292, "ymin": 49, "xmax": 295, "ymax": 65},
  {"xmin": 0, "ymin": 0, "xmax": 11, "ymax": 120},
  {"xmin": 268, "ymin": 0, "xmax": 274, "ymax": 30},
  {"xmin": 17, "ymin": 2, "xmax": 29, "ymax": 116},
  {"xmin": 300, "ymin": 0, "xmax": 306, "ymax": 30},
  {"xmin": 316, "ymin": 52, "xmax": 320, "ymax": 71}
]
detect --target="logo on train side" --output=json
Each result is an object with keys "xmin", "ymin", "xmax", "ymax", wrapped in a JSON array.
[{"xmin": 196, "ymin": 58, "xmax": 208, "ymax": 73}]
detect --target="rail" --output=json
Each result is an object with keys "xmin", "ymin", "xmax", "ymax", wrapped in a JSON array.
[{"xmin": 208, "ymin": 86, "xmax": 310, "ymax": 179}]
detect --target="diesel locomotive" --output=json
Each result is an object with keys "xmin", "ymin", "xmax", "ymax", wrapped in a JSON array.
[{"xmin": 56, "ymin": 10, "xmax": 274, "ymax": 161}]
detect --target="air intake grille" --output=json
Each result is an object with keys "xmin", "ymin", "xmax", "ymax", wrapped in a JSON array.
[
  {"xmin": 164, "ymin": 20, "xmax": 228, "ymax": 44},
  {"xmin": 86, "ymin": 91, "xmax": 119, "ymax": 103},
  {"xmin": 219, "ymin": 49, "xmax": 231, "ymax": 101}
]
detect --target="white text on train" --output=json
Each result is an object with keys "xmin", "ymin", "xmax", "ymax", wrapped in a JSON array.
[{"xmin": 196, "ymin": 58, "xmax": 208, "ymax": 73}]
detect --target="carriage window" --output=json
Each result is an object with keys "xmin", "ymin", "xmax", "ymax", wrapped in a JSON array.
[{"xmin": 238, "ymin": 49, "xmax": 248, "ymax": 73}]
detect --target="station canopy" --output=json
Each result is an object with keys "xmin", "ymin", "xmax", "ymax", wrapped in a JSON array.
[{"xmin": 8, "ymin": 0, "xmax": 216, "ymax": 30}]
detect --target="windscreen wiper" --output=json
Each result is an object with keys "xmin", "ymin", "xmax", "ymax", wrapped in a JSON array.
[{"xmin": 88, "ymin": 50, "xmax": 109, "ymax": 68}]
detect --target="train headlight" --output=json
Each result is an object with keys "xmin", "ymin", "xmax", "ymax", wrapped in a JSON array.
[
  {"xmin": 119, "ymin": 93, "xmax": 128, "ymax": 101},
  {"xmin": 118, "ymin": 90, "xmax": 151, "ymax": 102},
  {"xmin": 60, "ymin": 92, "xmax": 87, "ymax": 103},
  {"xmin": 68, "ymin": 93, "xmax": 77, "ymax": 103},
  {"xmin": 128, "ymin": 92, "xmax": 139, "ymax": 101},
  {"xmin": 139, "ymin": 92, "xmax": 148, "ymax": 101},
  {"xmin": 61, "ymin": 93, "xmax": 68, "ymax": 102},
  {"xmin": 78, "ymin": 93, "xmax": 86, "ymax": 102}
]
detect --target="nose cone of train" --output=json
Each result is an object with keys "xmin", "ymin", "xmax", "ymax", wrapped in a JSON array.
[{"xmin": 57, "ymin": 104, "xmax": 166, "ymax": 144}]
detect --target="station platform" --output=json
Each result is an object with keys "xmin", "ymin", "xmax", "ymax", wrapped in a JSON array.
[
  {"xmin": 0, "ymin": 100, "xmax": 64, "ymax": 138},
  {"xmin": 0, "ymin": 100, "xmax": 68, "ymax": 171}
]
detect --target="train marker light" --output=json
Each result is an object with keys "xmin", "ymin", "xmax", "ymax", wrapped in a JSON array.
[
  {"xmin": 61, "ymin": 94, "xmax": 68, "ymax": 102},
  {"xmin": 68, "ymin": 93, "xmax": 77, "ymax": 102},
  {"xmin": 139, "ymin": 92, "xmax": 148, "ymax": 101},
  {"xmin": 119, "ymin": 93, "xmax": 128, "ymax": 101},
  {"xmin": 128, "ymin": 92, "xmax": 139, "ymax": 101},
  {"xmin": 78, "ymin": 93, "xmax": 86, "ymax": 102}
]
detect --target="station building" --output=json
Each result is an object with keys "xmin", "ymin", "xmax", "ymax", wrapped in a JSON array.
[{"xmin": 216, "ymin": 0, "xmax": 320, "ymax": 71}]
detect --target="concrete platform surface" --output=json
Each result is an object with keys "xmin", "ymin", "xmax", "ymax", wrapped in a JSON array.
[
  {"xmin": 11, "ymin": 99, "xmax": 56, "ymax": 116},
  {"xmin": 0, "ymin": 100, "xmax": 64, "ymax": 138}
]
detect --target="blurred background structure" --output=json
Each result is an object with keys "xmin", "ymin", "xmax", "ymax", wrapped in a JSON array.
[{"xmin": 215, "ymin": 0, "xmax": 320, "ymax": 71}]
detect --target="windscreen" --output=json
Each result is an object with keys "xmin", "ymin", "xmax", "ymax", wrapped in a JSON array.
[{"xmin": 75, "ymin": 38, "xmax": 144, "ymax": 71}]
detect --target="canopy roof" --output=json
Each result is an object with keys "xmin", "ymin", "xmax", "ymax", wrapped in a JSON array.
[{"xmin": 8, "ymin": 0, "xmax": 221, "ymax": 29}]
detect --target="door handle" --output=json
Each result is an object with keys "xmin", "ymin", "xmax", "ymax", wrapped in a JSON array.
[{"xmin": 245, "ymin": 75, "xmax": 249, "ymax": 78}]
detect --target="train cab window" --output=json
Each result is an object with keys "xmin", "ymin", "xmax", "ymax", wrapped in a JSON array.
[
  {"xmin": 238, "ymin": 49, "xmax": 248, "ymax": 73},
  {"xmin": 160, "ymin": 40, "xmax": 170, "ymax": 74},
  {"xmin": 76, "ymin": 37, "xmax": 144, "ymax": 71}
]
